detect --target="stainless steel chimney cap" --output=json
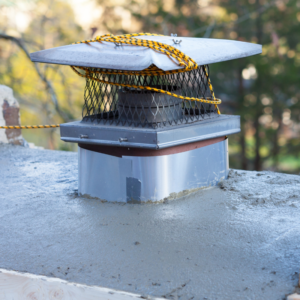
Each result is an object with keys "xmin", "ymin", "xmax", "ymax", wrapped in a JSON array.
[{"xmin": 30, "ymin": 36, "xmax": 262, "ymax": 71}]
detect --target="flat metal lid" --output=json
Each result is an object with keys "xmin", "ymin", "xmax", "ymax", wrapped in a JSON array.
[{"xmin": 30, "ymin": 36, "xmax": 262, "ymax": 71}]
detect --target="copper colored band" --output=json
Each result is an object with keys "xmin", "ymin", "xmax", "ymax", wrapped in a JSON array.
[{"xmin": 79, "ymin": 136, "xmax": 226, "ymax": 157}]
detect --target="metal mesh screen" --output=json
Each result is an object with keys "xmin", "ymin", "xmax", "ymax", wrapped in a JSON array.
[{"xmin": 82, "ymin": 65, "xmax": 218, "ymax": 128}]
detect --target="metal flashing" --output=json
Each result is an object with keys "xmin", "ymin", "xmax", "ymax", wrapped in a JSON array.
[
  {"xmin": 126, "ymin": 177, "xmax": 142, "ymax": 204},
  {"xmin": 60, "ymin": 115, "xmax": 240, "ymax": 149}
]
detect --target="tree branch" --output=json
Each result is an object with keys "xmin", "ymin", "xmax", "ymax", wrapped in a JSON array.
[{"xmin": 0, "ymin": 33, "xmax": 70, "ymax": 122}]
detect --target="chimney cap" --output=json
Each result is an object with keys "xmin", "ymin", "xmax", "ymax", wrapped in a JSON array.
[{"xmin": 30, "ymin": 35, "xmax": 262, "ymax": 71}]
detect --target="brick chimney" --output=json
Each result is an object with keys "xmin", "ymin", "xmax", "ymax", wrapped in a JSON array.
[{"xmin": 0, "ymin": 85, "xmax": 24, "ymax": 145}]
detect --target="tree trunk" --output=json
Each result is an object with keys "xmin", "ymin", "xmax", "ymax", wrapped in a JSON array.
[
  {"xmin": 254, "ymin": 116, "xmax": 261, "ymax": 171},
  {"xmin": 238, "ymin": 66, "xmax": 247, "ymax": 170},
  {"xmin": 254, "ymin": 0, "xmax": 263, "ymax": 171},
  {"xmin": 272, "ymin": 116, "xmax": 281, "ymax": 171}
]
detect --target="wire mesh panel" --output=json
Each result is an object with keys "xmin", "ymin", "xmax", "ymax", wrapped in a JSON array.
[{"xmin": 82, "ymin": 65, "xmax": 218, "ymax": 128}]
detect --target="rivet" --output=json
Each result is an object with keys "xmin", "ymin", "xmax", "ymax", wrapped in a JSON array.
[
  {"xmin": 172, "ymin": 39, "xmax": 182, "ymax": 45},
  {"xmin": 119, "ymin": 137, "xmax": 128, "ymax": 142}
]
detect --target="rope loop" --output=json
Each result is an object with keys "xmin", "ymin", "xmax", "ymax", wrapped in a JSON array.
[
  {"xmin": 0, "ymin": 33, "xmax": 221, "ymax": 130},
  {"xmin": 72, "ymin": 33, "xmax": 221, "ymax": 114}
]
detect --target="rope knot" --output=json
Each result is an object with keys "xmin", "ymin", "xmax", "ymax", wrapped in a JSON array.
[{"xmin": 71, "ymin": 33, "xmax": 221, "ymax": 113}]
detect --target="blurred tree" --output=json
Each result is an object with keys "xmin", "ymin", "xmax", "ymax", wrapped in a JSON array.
[
  {"xmin": 0, "ymin": 0, "xmax": 299, "ymax": 173},
  {"xmin": 95, "ymin": 0, "xmax": 224, "ymax": 36},
  {"xmin": 209, "ymin": 0, "xmax": 300, "ymax": 172},
  {"xmin": 0, "ymin": 0, "xmax": 85, "ymax": 149},
  {"xmin": 94, "ymin": 0, "xmax": 300, "ymax": 173}
]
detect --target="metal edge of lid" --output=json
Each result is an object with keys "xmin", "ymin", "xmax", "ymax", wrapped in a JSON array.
[
  {"xmin": 30, "ymin": 37, "xmax": 262, "ymax": 71},
  {"xmin": 60, "ymin": 115, "xmax": 240, "ymax": 149}
]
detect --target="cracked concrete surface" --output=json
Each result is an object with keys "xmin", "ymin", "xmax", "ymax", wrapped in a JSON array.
[{"xmin": 0, "ymin": 144, "xmax": 299, "ymax": 300}]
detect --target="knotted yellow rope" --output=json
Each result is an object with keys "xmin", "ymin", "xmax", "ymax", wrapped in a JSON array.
[
  {"xmin": 0, "ymin": 125, "xmax": 60, "ymax": 129},
  {"xmin": 0, "ymin": 33, "xmax": 221, "ymax": 130},
  {"xmin": 0, "ymin": 124, "xmax": 60, "ymax": 129},
  {"xmin": 71, "ymin": 33, "xmax": 221, "ymax": 114}
]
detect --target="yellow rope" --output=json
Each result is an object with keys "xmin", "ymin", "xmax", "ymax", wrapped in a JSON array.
[
  {"xmin": 0, "ymin": 125, "xmax": 60, "ymax": 129},
  {"xmin": 1, "ymin": 33, "xmax": 221, "ymax": 130},
  {"xmin": 71, "ymin": 33, "xmax": 221, "ymax": 114}
]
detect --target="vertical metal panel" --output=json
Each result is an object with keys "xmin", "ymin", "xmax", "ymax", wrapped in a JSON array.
[
  {"xmin": 225, "ymin": 138, "xmax": 229, "ymax": 178},
  {"xmin": 78, "ymin": 147, "xmax": 132, "ymax": 202},
  {"xmin": 78, "ymin": 140, "xmax": 228, "ymax": 202},
  {"xmin": 124, "ymin": 141, "xmax": 227, "ymax": 201},
  {"xmin": 126, "ymin": 177, "xmax": 142, "ymax": 204}
]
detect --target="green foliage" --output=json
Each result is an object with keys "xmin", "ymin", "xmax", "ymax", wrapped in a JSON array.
[
  {"xmin": 0, "ymin": 0, "xmax": 299, "ymax": 173},
  {"xmin": 120, "ymin": 0, "xmax": 300, "ymax": 172},
  {"xmin": 0, "ymin": 0, "xmax": 86, "ymax": 149}
]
